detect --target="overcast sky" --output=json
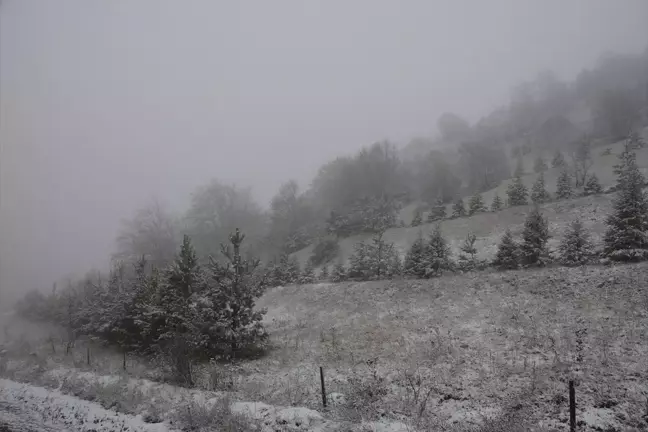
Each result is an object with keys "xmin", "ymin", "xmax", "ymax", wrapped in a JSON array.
[{"xmin": 1, "ymin": 0, "xmax": 647, "ymax": 302}]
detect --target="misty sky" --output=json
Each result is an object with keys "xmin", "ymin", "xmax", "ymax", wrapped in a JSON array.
[{"xmin": 1, "ymin": 0, "xmax": 647, "ymax": 302}]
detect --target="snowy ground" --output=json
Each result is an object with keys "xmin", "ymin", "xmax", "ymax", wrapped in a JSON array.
[
  {"xmin": 4, "ymin": 262, "xmax": 648, "ymax": 431},
  {"xmin": 0, "ymin": 379, "xmax": 174, "ymax": 432}
]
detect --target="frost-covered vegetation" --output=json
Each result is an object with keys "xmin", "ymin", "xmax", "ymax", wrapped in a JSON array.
[{"xmin": 6, "ymin": 48, "xmax": 648, "ymax": 431}]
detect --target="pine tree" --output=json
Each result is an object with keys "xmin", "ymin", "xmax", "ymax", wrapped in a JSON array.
[
  {"xmin": 628, "ymin": 131, "xmax": 646, "ymax": 150},
  {"xmin": 299, "ymin": 260, "xmax": 315, "ymax": 284},
  {"xmin": 492, "ymin": 229, "xmax": 519, "ymax": 270},
  {"xmin": 427, "ymin": 197, "xmax": 447, "ymax": 222},
  {"xmin": 331, "ymin": 261, "xmax": 347, "ymax": 282},
  {"xmin": 533, "ymin": 156, "xmax": 548, "ymax": 173},
  {"xmin": 507, "ymin": 176, "xmax": 528, "ymax": 206},
  {"xmin": 411, "ymin": 207, "xmax": 423, "ymax": 227},
  {"xmin": 530, "ymin": 172, "xmax": 551, "ymax": 204},
  {"xmin": 366, "ymin": 232, "xmax": 401, "ymax": 280},
  {"xmin": 458, "ymin": 233, "xmax": 479, "ymax": 271},
  {"xmin": 205, "ymin": 228, "xmax": 268, "ymax": 357},
  {"xmin": 552, "ymin": 150, "xmax": 565, "ymax": 168},
  {"xmin": 520, "ymin": 206, "xmax": 550, "ymax": 266},
  {"xmin": 555, "ymin": 170, "xmax": 573, "ymax": 199},
  {"xmin": 468, "ymin": 193, "xmax": 487, "ymax": 215},
  {"xmin": 603, "ymin": 142, "xmax": 648, "ymax": 261},
  {"xmin": 347, "ymin": 241, "xmax": 370, "ymax": 281},
  {"xmin": 286, "ymin": 256, "xmax": 301, "ymax": 284},
  {"xmin": 451, "ymin": 198, "xmax": 466, "ymax": 218},
  {"xmin": 491, "ymin": 193, "xmax": 503, "ymax": 211},
  {"xmin": 558, "ymin": 220, "xmax": 593, "ymax": 266},
  {"xmin": 514, "ymin": 157, "xmax": 524, "ymax": 177},
  {"xmin": 318, "ymin": 265, "xmax": 329, "ymax": 282},
  {"xmin": 159, "ymin": 235, "xmax": 203, "ymax": 344},
  {"xmin": 403, "ymin": 234, "xmax": 427, "ymax": 278},
  {"xmin": 425, "ymin": 224, "xmax": 453, "ymax": 277},
  {"xmin": 583, "ymin": 174, "xmax": 603, "ymax": 195}
]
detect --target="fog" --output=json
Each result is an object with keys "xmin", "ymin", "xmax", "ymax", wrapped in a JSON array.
[{"xmin": 1, "ymin": 0, "xmax": 647, "ymax": 305}]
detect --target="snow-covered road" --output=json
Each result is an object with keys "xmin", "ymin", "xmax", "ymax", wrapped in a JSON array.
[{"xmin": 0, "ymin": 379, "xmax": 175, "ymax": 432}]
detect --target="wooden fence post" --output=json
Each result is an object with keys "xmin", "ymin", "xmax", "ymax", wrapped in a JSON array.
[
  {"xmin": 320, "ymin": 366, "xmax": 327, "ymax": 408},
  {"xmin": 123, "ymin": 351, "xmax": 126, "ymax": 371},
  {"xmin": 86, "ymin": 346, "xmax": 90, "ymax": 366},
  {"xmin": 569, "ymin": 380, "xmax": 576, "ymax": 432}
]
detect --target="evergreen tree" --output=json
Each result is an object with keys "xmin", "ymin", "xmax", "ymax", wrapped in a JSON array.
[
  {"xmin": 520, "ymin": 206, "xmax": 550, "ymax": 266},
  {"xmin": 427, "ymin": 197, "xmax": 447, "ymax": 222},
  {"xmin": 347, "ymin": 241, "xmax": 370, "ymax": 281},
  {"xmin": 286, "ymin": 256, "xmax": 301, "ymax": 284},
  {"xmin": 530, "ymin": 172, "xmax": 551, "ymax": 204},
  {"xmin": 204, "ymin": 229, "xmax": 268, "ymax": 357},
  {"xmin": 300, "ymin": 260, "xmax": 316, "ymax": 284},
  {"xmin": 627, "ymin": 131, "xmax": 646, "ymax": 150},
  {"xmin": 555, "ymin": 170, "xmax": 573, "ymax": 199},
  {"xmin": 492, "ymin": 229, "xmax": 519, "ymax": 270},
  {"xmin": 514, "ymin": 157, "xmax": 524, "ymax": 177},
  {"xmin": 458, "ymin": 233, "xmax": 479, "ymax": 271},
  {"xmin": 603, "ymin": 142, "xmax": 648, "ymax": 261},
  {"xmin": 159, "ymin": 235, "xmax": 202, "ymax": 345},
  {"xmin": 318, "ymin": 265, "xmax": 329, "ymax": 282},
  {"xmin": 366, "ymin": 232, "xmax": 401, "ymax": 280},
  {"xmin": 552, "ymin": 150, "xmax": 566, "ymax": 168},
  {"xmin": 451, "ymin": 198, "xmax": 466, "ymax": 218},
  {"xmin": 331, "ymin": 261, "xmax": 347, "ymax": 282},
  {"xmin": 583, "ymin": 174, "xmax": 603, "ymax": 195},
  {"xmin": 491, "ymin": 193, "xmax": 503, "ymax": 211},
  {"xmin": 410, "ymin": 207, "xmax": 423, "ymax": 227},
  {"xmin": 468, "ymin": 193, "xmax": 487, "ymax": 215},
  {"xmin": 507, "ymin": 176, "xmax": 528, "ymax": 206},
  {"xmin": 533, "ymin": 156, "xmax": 548, "ymax": 173},
  {"xmin": 558, "ymin": 220, "xmax": 593, "ymax": 266},
  {"xmin": 425, "ymin": 224, "xmax": 453, "ymax": 277},
  {"xmin": 403, "ymin": 234, "xmax": 427, "ymax": 278}
]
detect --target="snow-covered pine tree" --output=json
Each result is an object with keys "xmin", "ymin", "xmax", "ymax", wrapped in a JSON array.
[
  {"xmin": 555, "ymin": 170, "xmax": 573, "ymax": 199},
  {"xmin": 468, "ymin": 193, "xmax": 487, "ymax": 215},
  {"xmin": 627, "ymin": 131, "xmax": 646, "ymax": 150},
  {"xmin": 603, "ymin": 142, "xmax": 648, "ymax": 261},
  {"xmin": 530, "ymin": 172, "xmax": 551, "ymax": 204},
  {"xmin": 514, "ymin": 157, "xmax": 524, "ymax": 177},
  {"xmin": 331, "ymin": 261, "xmax": 348, "ymax": 282},
  {"xmin": 159, "ymin": 235, "xmax": 203, "ymax": 384},
  {"xmin": 458, "ymin": 233, "xmax": 478, "ymax": 271},
  {"xmin": 160, "ymin": 235, "xmax": 202, "ymax": 342},
  {"xmin": 552, "ymin": 149, "xmax": 565, "ymax": 168},
  {"xmin": 507, "ymin": 176, "xmax": 528, "ymax": 206},
  {"xmin": 425, "ymin": 224, "xmax": 453, "ymax": 277},
  {"xmin": 427, "ymin": 197, "xmax": 447, "ymax": 222},
  {"xmin": 491, "ymin": 193, "xmax": 503, "ymax": 211},
  {"xmin": 411, "ymin": 207, "xmax": 423, "ymax": 227},
  {"xmin": 533, "ymin": 156, "xmax": 548, "ymax": 173},
  {"xmin": 558, "ymin": 220, "xmax": 593, "ymax": 266},
  {"xmin": 492, "ymin": 229, "xmax": 519, "ymax": 270},
  {"xmin": 583, "ymin": 174, "xmax": 603, "ymax": 195},
  {"xmin": 347, "ymin": 241, "xmax": 370, "ymax": 281},
  {"xmin": 366, "ymin": 231, "xmax": 401, "ymax": 280},
  {"xmin": 520, "ymin": 206, "xmax": 550, "ymax": 266},
  {"xmin": 318, "ymin": 265, "xmax": 329, "ymax": 281},
  {"xmin": 205, "ymin": 228, "xmax": 268, "ymax": 358},
  {"xmin": 403, "ymin": 234, "xmax": 427, "ymax": 278},
  {"xmin": 286, "ymin": 256, "xmax": 301, "ymax": 284},
  {"xmin": 300, "ymin": 260, "xmax": 315, "ymax": 284},
  {"xmin": 451, "ymin": 198, "xmax": 466, "ymax": 218}
]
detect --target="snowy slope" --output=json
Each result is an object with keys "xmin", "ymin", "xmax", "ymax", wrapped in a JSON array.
[{"xmin": 0, "ymin": 379, "xmax": 176, "ymax": 432}]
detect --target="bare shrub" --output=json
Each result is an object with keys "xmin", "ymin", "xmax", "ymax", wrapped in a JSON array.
[{"xmin": 173, "ymin": 396, "xmax": 255, "ymax": 432}]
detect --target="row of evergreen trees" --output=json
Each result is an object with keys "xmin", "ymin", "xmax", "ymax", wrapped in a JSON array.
[
  {"xmin": 411, "ymin": 171, "xmax": 604, "ymax": 227},
  {"xmin": 15, "ymin": 229, "xmax": 269, "ymax": 376},
  {"xmin": 261, "ymin": 138, "xmax": 648, "ymax": 286}
]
